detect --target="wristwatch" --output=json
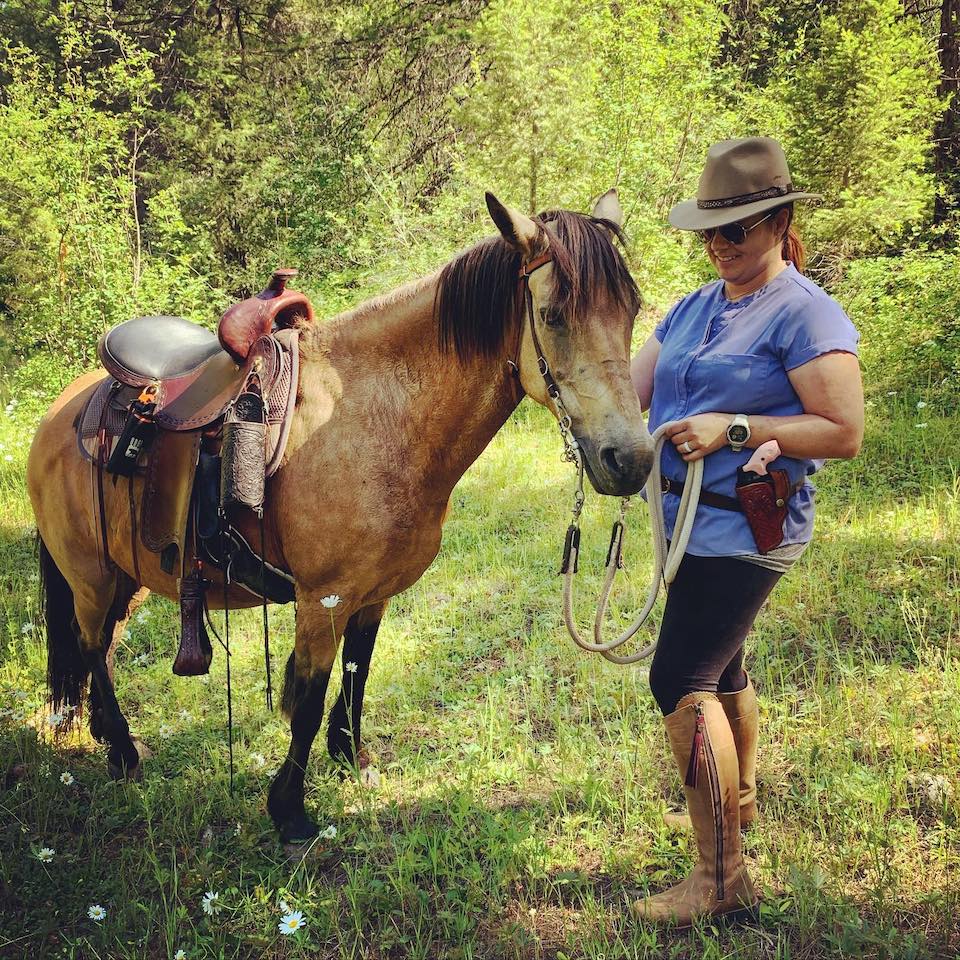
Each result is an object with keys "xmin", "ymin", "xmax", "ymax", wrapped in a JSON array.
[{"xmin": 726, "ymin": 414, "xmax": 751, "ymax": 452}]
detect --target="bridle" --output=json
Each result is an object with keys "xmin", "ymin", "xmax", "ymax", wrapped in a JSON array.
[{"xmin": 515, "ymin": 251, "xmax": 704, "ymax": 665}]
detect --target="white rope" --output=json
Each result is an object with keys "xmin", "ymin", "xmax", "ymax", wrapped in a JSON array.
[{"xmin": 561, "ymin": 421, "xmax": 702, "ymax": 664}]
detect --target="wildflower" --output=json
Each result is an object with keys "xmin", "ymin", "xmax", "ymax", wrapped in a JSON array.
[
  {"xmin": 250, "ymin": 752, "xmax": 267, "ymax": 768},
  {"xmin": 320, "ymin": 595, "xmax": 341, "ymax": 608},
  {"xmin": 132, "ymin": 653, "xmax": 149, "ymax": 667},
  {"xmin": 915, "ymin": 423, "xmax": 928, "ymax": 429},
  {"xmin": 60, "ymin": 772, "xmax": 74, "ymax": 786},
  {"xmin": 345, "ymin": 661, "xmax": 358, "ymax": 674},
  {"xmin": 320, "ymin": 824, "xmax": 337, "ymax": 840},
  {"xmin": 234, "ymin": 822, "xmax": 241, "ymax": 837},
  {"xmin": 20, "ymin": 622, "xmax": 34, "ymax": 634},
  {"xmin": 916, "ymin": 400, "xmax": 927, "ymax": 409},
  {"xmin": 3, "ymin": 454, "xmax": 11, "ymax": 462},
  {"xmin": 278, "ymin": 910, "xmax": 306, "ymax": 935},
  {"xmin": 178, "ymin": 709, "xmax": 192, "ymax": 722},
  {"xmin": 175, "ymin": 951, "xmax": 187, "ymax": 960},
  {"xmin": 47, "ymin": 713, "xmax": 64, "ymax": 728},
  {"xmin": 37, "ymin": 847, "xmax": 55, "ymax": 863},
  {"xmin": 278, "ymin": 899, "xmax": 291, "ymax": 913},
  {"xmin": 87, "ymin": 904, "xmax": 106, "ymax": 921},
  {"xmin": 886, "ymin": 390, "xmax": 897, "ymax": 396},
  {"xmin": 201, "ymin": 890, "xmax": 221, "ymax": 915},
  {"xmin": 159, "ymin": 724, "xmax": 173, "ymax": 739}
]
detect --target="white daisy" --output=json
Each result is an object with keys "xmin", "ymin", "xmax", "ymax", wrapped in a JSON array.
[
  {"xmin": 3, "ymin": 454, "xmax": 12, "ymax": 462},
  {"xmin": 250, "ymin": 753, "xmax": 267, "ymax": 768},
  {"xmin": 20, "ymin": 622, "xmax": 34, "ymax": 634},
  {"xmin": 47, "ymin": 712, "xmax": 64, "ymax": 728},
  {"xmin": 37, "ymin": 847, "xmax": 55, "ymax": 862},
  {"xmin": 915, "ymin": 422, "xmax": 928, "ymax": 429},
  {"xmin": 159, "ymin": 724, "xmax": 173, "ymax": 739},
  {"xmin": 278, "ymin": 899, "xmax": 291, "ymax": 913},
  {"xmin": 178, "ymin": 709, "xmax": 192, "ymax": 722},
  {"xmin": 278, "ymin": 910, "xmax": 306, "ymax": 935},
  {"xmin": 916, "ymin": 400, "xmax": 927, "ymax": 409},
  {"xmin": 320, "ymin": 824, "xmax": 337, "ymax": 840},
  {"xmin": 201, "ymin": 890, "xmax": 221, "ymax": 915},
  {"xmin": 60, "ymin": 772, "xmax": 74, "ymax": 785},
  {"xmin": 87, "ymin": 904, "xmax": 106, "ymax": 921},
  {"xmin": 320, "ymin": 594, "xmax": 341, "ymax": 608},
  {"xmin": 174, "ymin": 951, "xmax": 187, "ymax": 960},
  {"xmin": 345, "ymin": 661, "xmax": 358, "ymax": 674}
]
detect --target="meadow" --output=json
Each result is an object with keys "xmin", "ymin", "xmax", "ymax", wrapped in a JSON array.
[{"xmin": 0, "ymin": 381, "xmax": 957, "ymax": 960}]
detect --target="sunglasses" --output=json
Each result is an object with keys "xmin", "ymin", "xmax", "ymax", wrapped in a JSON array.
[{"xmin": 696, "ymin": 212, "xmax": 774, "ymax": 245}]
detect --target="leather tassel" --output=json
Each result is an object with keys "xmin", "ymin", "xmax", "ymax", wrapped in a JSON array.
[{"xmin": 685, "ymin": 709, "xmax": 705, "ymax": 788}]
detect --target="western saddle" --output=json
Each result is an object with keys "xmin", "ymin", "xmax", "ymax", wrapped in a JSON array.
[{"xmin": 79, "ymin": 268, "xmax": 309, "ymax": 681}]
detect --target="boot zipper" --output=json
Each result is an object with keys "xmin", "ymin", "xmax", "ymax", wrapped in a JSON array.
[{"xmin": 687, "ymin": 701, "xmax": 724, "ymax": 901}]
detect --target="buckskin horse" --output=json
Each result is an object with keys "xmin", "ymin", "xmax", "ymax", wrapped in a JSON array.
[{"xmin": 28, "ymin": 191, "xmax": 654, "ymax": 842}]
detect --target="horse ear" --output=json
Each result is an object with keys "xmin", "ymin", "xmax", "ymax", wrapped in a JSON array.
[
  {"xmin": 485, "ymin": 192, "xmax": 544, "ymax": 257},
  {"xmin": 592, "ymin": 188, "xmax": 624, "ymax": 229}
]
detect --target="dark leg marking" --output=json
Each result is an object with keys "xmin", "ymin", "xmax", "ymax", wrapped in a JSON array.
[
  {"xmin": 84, "ymin": 648, "xmax": 140, "ymax": 777},
  {"xmin": 327, "ymin": 605, "xmax": 384, "ymax": 768},
  {"xmin": 268, "ymin": 655, "xmax": 331, "ymax": 843},
  {"xmin": 88, "ymin": 573, "xmax": 138, "ymax": 744}
]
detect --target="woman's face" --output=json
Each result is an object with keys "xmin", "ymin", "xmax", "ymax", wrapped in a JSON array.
[{"xmin": 703, "ymin": 209, "xmax": 789, "ymax": 288}]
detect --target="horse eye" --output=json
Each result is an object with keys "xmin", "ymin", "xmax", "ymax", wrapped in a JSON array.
[{"xmin": 539, "ymin": 307, "xmax": 565, "ymax": 329}]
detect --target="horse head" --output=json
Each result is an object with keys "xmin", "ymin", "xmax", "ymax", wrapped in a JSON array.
[{"xmin": 484, "ymin": 190, "xmax": 655, "ymax": 496}]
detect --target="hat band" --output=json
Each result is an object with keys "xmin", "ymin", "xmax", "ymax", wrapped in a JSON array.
[{"xmin": 697, "ymin": 183, "xmax": 793, "ymax": 210}]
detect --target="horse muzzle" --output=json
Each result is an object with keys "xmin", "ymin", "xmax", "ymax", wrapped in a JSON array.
[{"xmin": 577, "ymin": 435, "xmax": 654, "ymax": 497}]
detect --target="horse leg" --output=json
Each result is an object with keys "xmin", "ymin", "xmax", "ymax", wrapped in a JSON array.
[
  {"xmin": 74, "ymin": 580, "xmax": 143, "ymax": 779},
  {"xmin": 326, "ymin": 601, "xmax": 388, "ymax": 768},
  {"xmin": 88, "ymin": 573, "xmax": 145, "ymax": 743},
  {"xmin": 268, "ymin": 599, "xmax": 350, "ymax": 843}
]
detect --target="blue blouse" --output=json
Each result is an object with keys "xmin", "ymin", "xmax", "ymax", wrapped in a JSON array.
[{"xmin": 648, "ymin": 262, "xmax": 860, "ymax": 557}]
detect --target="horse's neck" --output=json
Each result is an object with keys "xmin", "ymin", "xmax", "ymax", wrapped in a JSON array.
[{"xmin": 308, "ymin": 277, "xmax": 522, "ymax": 498}]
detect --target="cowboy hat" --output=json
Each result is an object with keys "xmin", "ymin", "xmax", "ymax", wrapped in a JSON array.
[{"xmin": 669, "ymin": 137, "xmax": 820, "ymax": 231}]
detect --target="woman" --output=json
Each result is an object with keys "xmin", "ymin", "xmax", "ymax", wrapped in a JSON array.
[{"xmin": 629, "ymin": 137, "xmax": 863, "ymax": 925}]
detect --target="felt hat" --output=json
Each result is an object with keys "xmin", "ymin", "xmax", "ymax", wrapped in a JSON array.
[{"xmin": 669, "ymin": 137, "xmax": 820, "ymax": 231}]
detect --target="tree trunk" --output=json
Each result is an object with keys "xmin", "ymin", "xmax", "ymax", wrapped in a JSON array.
[{"xmin": 934, "ymin": 0, "xmax": 960, "ymax": 223}]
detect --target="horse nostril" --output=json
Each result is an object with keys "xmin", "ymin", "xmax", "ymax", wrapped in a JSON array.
[{"xmin": 600, "ymin": 445, "xmax": 623, "ymax": 476}]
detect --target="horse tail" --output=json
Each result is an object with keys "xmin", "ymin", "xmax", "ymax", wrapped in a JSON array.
[{"xmin": 38, "ymin": 535, "xmax": 88, "ymax": 715}]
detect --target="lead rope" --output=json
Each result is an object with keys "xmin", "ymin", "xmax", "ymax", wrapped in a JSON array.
[{"xmin": 518, "ymin": 257, "xmax": 702, "ymax": 665}]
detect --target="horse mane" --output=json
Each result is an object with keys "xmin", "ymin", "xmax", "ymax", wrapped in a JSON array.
[{"xmin": 434, "ymin": 209, "xmax": 640, "ymax": 365}]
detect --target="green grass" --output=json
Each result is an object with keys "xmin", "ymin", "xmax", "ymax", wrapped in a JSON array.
[{"xmin": 0, "ymin": 391, "xmax": 958, "ymax": 959}]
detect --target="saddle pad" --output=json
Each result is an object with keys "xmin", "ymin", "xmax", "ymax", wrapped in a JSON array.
[{"xmin": 76, "ymin": 379, "xmax": 139, "ymax": 464}]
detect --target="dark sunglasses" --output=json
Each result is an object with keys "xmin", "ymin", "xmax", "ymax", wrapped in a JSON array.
[{"xmin": 696, "ymin": 212, "xmax": 774, "ymax": 245}]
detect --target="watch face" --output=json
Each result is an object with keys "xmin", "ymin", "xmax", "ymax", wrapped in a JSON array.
[{"xmin": 728, "ymin": 424, "xmax": 749, "ymax": 444}]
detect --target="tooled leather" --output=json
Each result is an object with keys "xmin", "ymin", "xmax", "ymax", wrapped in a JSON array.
[{"xmin": 735, "ymin": 468, "xmax": 789, "ymax": 553}]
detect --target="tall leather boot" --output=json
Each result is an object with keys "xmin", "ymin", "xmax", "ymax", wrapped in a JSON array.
[
  {"xmin": 633, "ymin": 691, "xmax": 759, "ymax": 926},
  {"xmin": 663, "ymin": 672, "xmax": 758, "ymax": 830}
]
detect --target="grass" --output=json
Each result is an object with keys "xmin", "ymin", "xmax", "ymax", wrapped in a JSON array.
[{"xmin": 0, "ymin": 389, "xmax": 958, "ymax": 959}]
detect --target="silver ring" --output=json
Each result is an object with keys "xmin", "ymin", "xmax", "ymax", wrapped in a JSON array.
[{"xmin": 681, "ymin": 440, "xmax": 693, "ymax": 454}]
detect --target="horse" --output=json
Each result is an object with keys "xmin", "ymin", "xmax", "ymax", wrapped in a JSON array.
[{"xmin": 27, "ymin": 190, "xmax": 655, "ymax": 842}]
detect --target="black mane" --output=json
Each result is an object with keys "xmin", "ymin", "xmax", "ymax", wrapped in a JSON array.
[{"xmin": 434, "ymin": 209, "xmax": 640, "ymax": 364}]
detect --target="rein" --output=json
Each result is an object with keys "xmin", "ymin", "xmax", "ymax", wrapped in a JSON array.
[{"xmin": 516, "ymin": 255, "xmax": 703, "ymax": 664}]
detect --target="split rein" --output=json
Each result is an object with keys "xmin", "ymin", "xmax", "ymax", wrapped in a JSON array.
[{"xmin": 516, "ymin": 254, "xmax": 703, "ymax": 665}]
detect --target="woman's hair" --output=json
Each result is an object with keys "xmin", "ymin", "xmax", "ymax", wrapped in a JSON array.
[{"xmin": 776, "ymin": 202, "xmax": 806, "ymax": 274}]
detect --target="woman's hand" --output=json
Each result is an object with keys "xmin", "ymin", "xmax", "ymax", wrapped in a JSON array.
[{"xmin": 665, "ymin": 414, "xmax": 732, "ymax": 462}]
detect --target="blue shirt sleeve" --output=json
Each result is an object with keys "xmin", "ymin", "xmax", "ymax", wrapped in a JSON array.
[
  {"xmin": 654, "ymin": 300, "xmax": 682, "ymax": 343},
  {"xmin": 777, "ymin": 294, "xmax": 860, "ymax": 371}
]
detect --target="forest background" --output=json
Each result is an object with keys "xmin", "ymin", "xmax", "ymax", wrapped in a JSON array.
[
  {"xmin": 1, "ymin": 1, "xmax": 960, "ymax": 959},
  {"xmin": 0, "ymin": 0, "xmax": 958, "ymax": 406}
]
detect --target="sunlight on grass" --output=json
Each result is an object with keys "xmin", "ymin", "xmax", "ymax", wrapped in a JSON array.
[{"xmin": 1, "ymin": 398, "xmax": 957, "ymax": 958}]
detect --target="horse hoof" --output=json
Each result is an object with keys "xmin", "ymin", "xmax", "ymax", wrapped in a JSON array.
[
  {"xmin": 107, "ymin": 757, "xmax": 142, "ymax": 782},
  {"xmin": 278, "ymin": 813, "xmax": 319, "ymax": 845}
]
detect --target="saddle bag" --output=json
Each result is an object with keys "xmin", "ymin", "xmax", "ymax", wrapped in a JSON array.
[
  {"xmin": 735, "ymin": 467, "xmax": 791, "ymax": 554},
  {"xmin": 106, "ymin": 385, "xmax": 158, "ymax": 476}
]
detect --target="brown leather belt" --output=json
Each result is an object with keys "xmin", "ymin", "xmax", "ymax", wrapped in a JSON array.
[
  {"xmin": 661, "ymin": 475, "xmax": 804, "ymax": 513},
  {"xmin": 661, "ymin": 477, "xmax": 742, "ymax": 512}
]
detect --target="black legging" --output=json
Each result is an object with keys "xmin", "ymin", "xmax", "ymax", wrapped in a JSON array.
[{"xmin": 648, "ymin": 552, "xmax": 783, "ymax": 715}]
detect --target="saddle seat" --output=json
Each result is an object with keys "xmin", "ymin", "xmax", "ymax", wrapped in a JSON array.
[
  {"xmin": 99, "ymin": 314, "xmax": 225, "ymax": 384},
  {"xmin": 97, "ymin": 268, "xmax": 311, "ymax": 432}
]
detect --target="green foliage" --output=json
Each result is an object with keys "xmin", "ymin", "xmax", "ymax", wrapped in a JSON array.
[{"xmin": 835, "ymin": 249, "xmax": 960, "ymax": 397}]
